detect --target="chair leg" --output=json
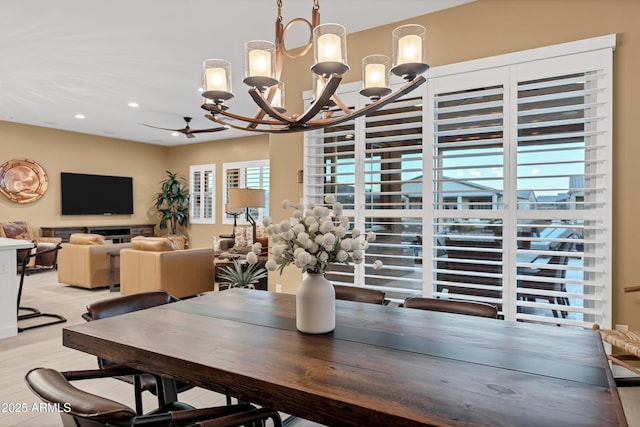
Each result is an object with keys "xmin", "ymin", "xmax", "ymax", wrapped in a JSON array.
[
  {"xmin": 16, "ymin": 245, "xmax": 66, "ymax": 333},
  {"xmin": 133, "ymin": 375, "xmax": 144, "ymax": 415}
]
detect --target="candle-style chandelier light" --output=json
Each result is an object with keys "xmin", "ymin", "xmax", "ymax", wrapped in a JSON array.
[{"xmin": 200, "ymin": 0, "xmax": 428, "ymax": 133}]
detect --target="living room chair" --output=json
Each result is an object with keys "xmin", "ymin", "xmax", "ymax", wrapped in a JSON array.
[
  {"xmin": 25, "ymin": 367, "xmax": 282, "ymax": 427},
  {"xmin": 402, "ymin": 297, "xmax": 499, "ymax": 318},
  {"xmin": 333, "ymin": 284, "xmax": 388, "ymax": 305},
  {"xmin": 82, "ymin": 290, "xmax": 199, "ymax": 414},
  {"xmin": 17, "ymin": 243, "xmax": 66, "ymax": 332}
]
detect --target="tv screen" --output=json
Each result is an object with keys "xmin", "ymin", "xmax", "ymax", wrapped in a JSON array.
[{"xmin": 61, "ymin": 172, "xmax": 133, "ymax": 215}]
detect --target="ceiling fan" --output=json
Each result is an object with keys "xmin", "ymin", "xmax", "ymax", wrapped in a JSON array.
[{"xmin": 142, "ymin": 117, "xmax": 228, "ymax": 138}]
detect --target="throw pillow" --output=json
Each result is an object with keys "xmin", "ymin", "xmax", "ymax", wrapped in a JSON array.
[
  {"xmin": 69, "ymin": 233, "xmax": 106, "ymax": 245},
  {"xmin": 131, "ymin": 236, "xmax": 177, "ymax": 252}
]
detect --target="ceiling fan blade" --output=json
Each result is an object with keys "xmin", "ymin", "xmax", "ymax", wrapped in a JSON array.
[
  {"xmin": 187, "ymin": 126, "xmax": 230, "ymax": 134},
  {"xmin": 141, "ymin": 123, "xmax": 184, "ymax": 132}
]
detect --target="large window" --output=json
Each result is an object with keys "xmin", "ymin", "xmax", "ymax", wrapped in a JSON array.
[
  {"xmin": 222, "ymin": 160, "xmax": 270, "ymax": 224},
  {"xmin": 190, "ymin": 164, "xmax": 215, "ymax": 224},
  {"xmin": 305, "ymin": 35, "xmax": 614, "ymax": 328}
]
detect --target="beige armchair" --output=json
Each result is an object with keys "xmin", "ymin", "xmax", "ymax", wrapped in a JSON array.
[
  {"xmin": 57, "ymin": 233, "xmax": 131, "ymax": 289},
  {"xmin": 120, "ymin": 237, "xmax": 215, "ymax": 298}
]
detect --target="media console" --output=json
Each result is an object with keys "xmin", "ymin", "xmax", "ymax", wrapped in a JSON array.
[{"xmin": 41, "ymin": 224, "xmax": 155, "ymax": 243}]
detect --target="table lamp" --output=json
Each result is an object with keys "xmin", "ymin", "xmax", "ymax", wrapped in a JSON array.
[{"xmin": 227, "ymin": 188, "xmax": 265, "ymax": 243}]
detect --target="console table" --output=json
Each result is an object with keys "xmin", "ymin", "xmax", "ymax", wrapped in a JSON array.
[{"xmin": 41, "ymin": 224, "xmax": 155, "ymax": 243}]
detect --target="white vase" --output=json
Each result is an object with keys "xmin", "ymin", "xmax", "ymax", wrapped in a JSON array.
[{"xmin": 296, "ymin": 273, "xmax": 335, "ymax": 334}]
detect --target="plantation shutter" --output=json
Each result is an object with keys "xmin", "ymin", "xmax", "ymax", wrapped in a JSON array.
[
  {"xmin": 428, "ymin": 69, "xmax": 508, "ymax": 312},
  {"xmin": 190, "ymin": 164, "xmax": 215, "ymax": 224},
  {"xmin": 222, "ymin": 161, "xmax": 270, "ymax": 223},
  {"xmin": 512, "ymin": 51, "xmax": 612, "ymax": 327}
]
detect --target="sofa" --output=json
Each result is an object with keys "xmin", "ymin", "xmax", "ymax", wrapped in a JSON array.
[
  {"xmin": 57, "ymin": 233, "xmax": 131, "ymax": 289},
  {"xmin": 120, "ymin": 236, "xmax": 215, "ymax": 298}
]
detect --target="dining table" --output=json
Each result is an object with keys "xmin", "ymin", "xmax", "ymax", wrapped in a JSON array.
[{"xmin": 62, "ymin": 289, "xmax": 626, "ymax": 427}]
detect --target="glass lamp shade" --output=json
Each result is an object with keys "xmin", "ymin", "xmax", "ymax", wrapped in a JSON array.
[
  {"xmin": 243, "ymin": 40, "xmax": 278, "ymax": 90},
  {"xmin": 311, "ymin": 23, "xmax": 349, "ymax": 77},
  {"xmin": 360, "ymin": 54, "xmax": 391, "ymax": 100},
  {"xmin": 312, "ymin": 75, "xmax": 336, "ymax": 109},
  {"xmin": 269, "ymin": 82, "xmax": 286, "ymax": 114},
  {"xmin": 391, "ymin": 24, "xmax": 429, "ymax": 81},
  {"xmin": 202, "ymin": 59, "xmax": 234, "ymax": 102}
]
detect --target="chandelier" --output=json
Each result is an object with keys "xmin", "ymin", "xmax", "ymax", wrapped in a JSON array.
[{"xmin": 200, "ymin": 0, "xmax": 428, "ymax": 133}]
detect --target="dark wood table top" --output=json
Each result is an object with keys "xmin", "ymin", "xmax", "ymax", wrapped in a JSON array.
[{"xmin": 62, "ymin": 289, "xmax": 626, "ymax": 427}]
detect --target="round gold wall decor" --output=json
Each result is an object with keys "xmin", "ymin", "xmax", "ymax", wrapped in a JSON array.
[{"xmin": 0, "ymin": 158, "xmax": 49, "ymax": 203}]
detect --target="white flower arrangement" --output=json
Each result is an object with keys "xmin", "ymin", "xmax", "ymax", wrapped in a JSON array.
[{"xmin": 261, "ymin": 195, "xmax": 383, "ymax": 275}]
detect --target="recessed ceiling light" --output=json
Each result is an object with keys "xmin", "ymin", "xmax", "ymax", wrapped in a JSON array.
[
  {"xmin": 171, "ymin": 132, "xmax": 180, "ymax": 136},
  {"xmin": 128, "ymin": 102, "xmax": 139, "ymax": 108},
  {"xmin": 75, "ymin": 114, "xmax": 85, "ymax": 119},
  {"xmin": 197, "ymin": 87, "xmax": 203, "ymax": 93}
]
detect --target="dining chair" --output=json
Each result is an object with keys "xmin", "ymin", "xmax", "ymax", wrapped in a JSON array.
[
  {"xmin": 82, "ymin": 290, "xmax": 200, "ymax": 415},
  {"xmin": 402, "ymin": 297, "xmax": 499, "ymax": 318},
  {"xmin": 25, "ymin": 367, "xmax": 282, "ymax": 427},
  {"xmin": 518, "ymin": 240, "xmax": 575, "ymax": 318},
  {"xmin": 333, "ymin": 284, "xmax": 388, "ymax": 305},
  {"xmin": 17, "ymin": 243, "xmax": 66, "ymax": 332},
  {"xmin": 594, "ymin": 285, "xmax": 640, "ymax": 387}
]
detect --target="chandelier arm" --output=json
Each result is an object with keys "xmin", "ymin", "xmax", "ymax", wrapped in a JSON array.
[
  {"xmin": 295, "ymin": 76, "xmax": 428, "ymax": 131},
  {"xmin": 330, "ymin": 92, "xmax": 353, "ymax": 115},
  {"xmin": 249, "ymin": 89, "xmax": 294, "ymax": 124},
  {"xmin": 206, "ymin": 115, "xmax": 285, "ymax": 133},
  {"xmin": 295, "ymin": 74, "xmax": 342, "ymax": 126},
  {"xmin": 204, "ymin": 109, "xmax": 286, "ymax": 126}
]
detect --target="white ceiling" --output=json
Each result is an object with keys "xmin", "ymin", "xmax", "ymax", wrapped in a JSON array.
[{"xmin": 1, "ymin": 0, "xmax": 472, "ymax": 146}]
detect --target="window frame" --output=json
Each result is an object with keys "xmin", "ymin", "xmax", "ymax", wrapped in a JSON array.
[{"xmin": 189, "ymin": 164, "xmax": 216, "ymax": 225}]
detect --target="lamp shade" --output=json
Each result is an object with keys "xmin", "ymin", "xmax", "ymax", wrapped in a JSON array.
[{"xmin": 227, "ymin": 188, "xmax": 265, "ymax": 209}]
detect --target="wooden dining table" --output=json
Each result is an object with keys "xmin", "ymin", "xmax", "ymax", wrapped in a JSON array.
[{"xmin": 62, "ymin": 289, "xmax": 626, "ymax": 427}]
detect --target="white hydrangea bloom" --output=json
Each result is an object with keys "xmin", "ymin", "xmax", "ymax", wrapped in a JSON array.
[
  {"xmin": 324, "ymin": 194, "xmax": 336, "ymax": 204},
  {"xmin": 336, "ymin": 250, "xmax": 349, "ymax": 262},
  {"xmin": 262, "ymin": 217, "xmax": 272, "ymax": 227},
  {"xmin": 308, "ymin": 223, "xmax": 319, "ymax": 234},
  {"xmin": 322, "ymin": 233, "xmax": 336, "ymax": 250},
  {"xmin": 352, "ymin": 229, "xmax": 361, "ymax": 238},
  {"xmin": 246, "ymin": 251, "xmax": 258, "ymax": 264},
  {"xmin": 340, "ymin": 239, "xmax": 353, "ymax": 251},
  {"xmin": 334, "ymin": 226, "xmax": 346, "ymax": 238},
  {"xmin": 293, "ymin": 223, "xmax": 306, "ymax": 234},
  {"xmin": 265, "ymin": 259, "xmax": 278, "ymax": 271},
  {"xmin": 272, "ymin": 244, "xmax": 287, "ymax": 257},
  {"xmin": 366, "ymin": 231, "xmax": 376, "ymax": 242},
  {"xmin": 352, "ymin": 249, "xmax": 363, "ymax": 261},
  {"xmin": 318, "ymin": 251, "xmax": 329, "ymax": 263},
  {"xmin": 279, "ymin": 219, "xmax": 291, "ymax": 232},
  {"xmin": 319, "ymin": 220, "xmax": 333, "ymax": 234},
  {"xmin": 251, "ymin": 242, "xmax": 262, "ymax": 254},
  {"xmin": 373, "ymin": 260, "xmax": 384, "ymax": 270},
  {"xmin": 282, "ymin": 199, "xmax": 290, "ymax": 209},
  {"xmin": 282, "ymin": 229, "xmax": 295, "ymax": 241}
]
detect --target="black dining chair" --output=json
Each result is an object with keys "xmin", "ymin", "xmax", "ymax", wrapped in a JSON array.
[
  {"xmin": 25, "ymin": 367, "xmax": 282, "ymax": 427},
  {"xmin": 333, "ymin": 284, "xmax": 389, "ymax": 305},
  {"xmin": 82, "ymin": 290, "xmax": 204, "ymax": 415},
  {"xmin": 518, "ymin": 241, "xmax": 575, "ymax": 318},
  {"xmin": 402, "ymin": 297, "xmax": 499, "ymax": 318},
  {"xmin": 17, "ymin": 243, "xmax": 66, "ymax": 332}
]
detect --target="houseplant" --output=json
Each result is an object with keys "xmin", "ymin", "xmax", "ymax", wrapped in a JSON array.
[
  {"xmin": 154, "ymin": 171, "xmax": 189, "ymax": 236},
  {"xmin": 217, "ymin": 259, "xmax": 268, "ymax": 290},
  {"xmin": 258, "ymin": 195, "xmax": 383, "ymax": 333}
]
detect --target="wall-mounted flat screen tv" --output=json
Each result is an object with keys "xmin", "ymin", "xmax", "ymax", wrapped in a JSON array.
[{"xmin": 61, "ymin": 172, "xmax": 134, "ymax": 215}]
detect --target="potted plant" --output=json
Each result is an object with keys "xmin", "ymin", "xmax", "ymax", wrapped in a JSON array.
[
  {"xmin": 218, "ymin": 259, "xmax": 268, "ymax": 290},
  {"xmin": 154, "ymin": 171, "xmax": 189, "ymax": 235}
]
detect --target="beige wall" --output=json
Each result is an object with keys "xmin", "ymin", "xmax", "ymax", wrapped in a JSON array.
[
  {"xmin": 0, "ymin": 121, "xmax": 168, "ymax": 232},
  {"xmin": 166, "ymin": 134, "xmax": 269, "ymax": 249},
  {"xmin": 2, "ymin": 0, "xmax": 639, "ymax": 325}
]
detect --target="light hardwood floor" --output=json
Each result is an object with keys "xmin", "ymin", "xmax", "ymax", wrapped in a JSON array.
[{"xmin": 1, "ymin": 270, "xmax": 638, "ymax": 426}]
